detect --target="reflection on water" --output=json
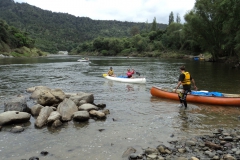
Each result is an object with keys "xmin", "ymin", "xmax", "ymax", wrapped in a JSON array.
[{"xmin": 0, "ymin": 56, "xmax": 239, "ymax": 159}]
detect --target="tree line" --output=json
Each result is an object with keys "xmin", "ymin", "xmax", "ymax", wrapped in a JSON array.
[
  {"xmin": 74, "ymin": 0, "xmax": 240, "ymax": 62},
  {"xmin": 1, "ymin": 0, "xmax": 240, "ymax": 62},
  {"xmin": 0, "ymin": 0, "xmax": 167, "ymax": 53}
]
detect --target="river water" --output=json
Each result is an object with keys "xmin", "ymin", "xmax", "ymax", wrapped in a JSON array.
[{"xmin": 0, "ymin": 55, "xmax": 240, "ymax": 160}]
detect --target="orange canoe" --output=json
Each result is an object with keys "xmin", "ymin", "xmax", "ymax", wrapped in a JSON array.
[{"xmin": 150, "ymin": 86, "xmax": 240, "ymax": 106}]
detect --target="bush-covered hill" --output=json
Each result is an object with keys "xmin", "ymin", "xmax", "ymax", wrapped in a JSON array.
[
  {"xmin": 0, "ymin": 0, "xmax": 167, "ymax": 53},
  {"xmin": 0, "ymin": 19, "xmax": 47, "ymax": 57}
]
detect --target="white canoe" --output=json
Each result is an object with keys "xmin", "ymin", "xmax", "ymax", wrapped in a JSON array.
[
  {"xmin": 77, "ymin": 59, "xmax": 90, "ymax": 62},
  {"xmin": 103, "ymin": 74, "xmax": 146, "ymax": 84}
]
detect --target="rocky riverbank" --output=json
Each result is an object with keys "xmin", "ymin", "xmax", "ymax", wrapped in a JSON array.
[{"xmin": 123, "ymin": 128, "xmax": 240, "ymax": 160}]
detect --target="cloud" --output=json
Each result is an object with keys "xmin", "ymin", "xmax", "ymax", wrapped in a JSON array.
[{"xmin": 14, "ymin": 0, "xmax": 195, "ymax": 24}]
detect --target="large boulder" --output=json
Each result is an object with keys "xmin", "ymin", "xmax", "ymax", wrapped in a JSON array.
[
  {"xmin": 69, "ymin": 92, "xmax": 94, "ymax": 106},
  {"xmin": 30, "ymin": 86, "xmax": 65, "ymax": 106},
  {"xmin": 57, "ymin": 98, "xmax": 78, "ymax": 121},
  {"xmin": 4, "ymin": 95, "xmax": 30, "ymax": 113},
  {"xmin": 0, "ymin": 111, "xmax": 31, "ymax": 126},
  {"xmin": 35, "ymin": 106, "xmax": 53, "ymax": 128}
]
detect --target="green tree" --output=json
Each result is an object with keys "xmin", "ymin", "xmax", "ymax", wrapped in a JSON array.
[
  {"xmin": 151, "ymin": 17, "xmax": 157, "ymax": 31},
  {"xmin": 168, "ymin": 11, "xmax": 174, "ymax": 25},
  {"xmin": 176, "ymin": 13, "xmax": 181, "ymax": 23},
  {"xmin": 130, "ymin": 26, "xmax": 139, "ymax": 36},
  {"xmin": 184, "ymin": 0, "xmax": 240, "ymax": 61}
]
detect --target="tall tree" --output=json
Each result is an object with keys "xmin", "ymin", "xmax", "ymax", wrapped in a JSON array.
[
  {"xmin": 176, "ymin": 13, "xmax": 181, "ymax": 23},
  {"xmin": 151, "ymin": 17, "xmax": 157, "ymax": 31},
  {"xmin": 168, "ymin": 11, "xmax": 174, "ymax": 25}
]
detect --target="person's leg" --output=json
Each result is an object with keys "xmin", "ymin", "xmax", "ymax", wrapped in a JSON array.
[
  {"xmin": 178, "ymin": 92, "xmax": 184, "ymax": 107},
  {"xmin": 181, "ymin": 90, "xmax": 189, "ymax": 108}
]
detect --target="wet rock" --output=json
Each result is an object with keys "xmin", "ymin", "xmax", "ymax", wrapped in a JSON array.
[
  {"xmin": 30, "ymin": 104, "xmax": 44, "ymax": 116},
  {"xmin": 122, "ymin": 147, "xmax": 136, "ymax": 158},
  {"xmin": 205, "ymin": 141, "xmax": 222, "ymax": 150},
  {"xmin": 47, "ymin": 111, "xmax": 61, "ymax": 124},
  {"xmin": 4, "ymin": 95, "xmax": 30, "ymax": 113},
  {"xmin": 73, "ymin": 111, "xmax": 90, "ymax": 121},
  {"xmin": 190, "ymin": 157, "xmax": 199, "ymax": 160},
  {"xmin": 10, "ymin": 125, "xmax": 24, "ymax": 133},
  {"xmin": 29, "ymin": 156, "xmax": 39, "ymax": 160},
  {"xmin": 57, "ymin": 98, "xmax": 78, "ymax": 121},
  {"xmin": 31, "ymin": 86, "xmax": 66, "ymax": 106},
  {"xmin": 144, "ymin": 147, "xmax": 158, "ymax": 155},
  {"xmin": 79, "ymin": 103, "xmax": 98, "ymax": 111},
  {"xmin": 52, "ymin": 119, "xmax": 62, "ymax": 128},
  {"xmin": 0, "ymin": 111, "xmax": 31, "ymax": 126},
  {"xmin": 35, "ymin": 106, "xmax": 53, "ymax": 128},
  {"xmin": 96, "ymin": 103, "xmax": 106, "ymax": 108},
  {"xmin": 224, "ymin": 136, "xmax": 233, "ymax": 141},
  {"xmin": 186, "ymin": 140, "xmax": 196, "ymax": 146},
  {"xmin": 102, "ymin": 109, "xmax": 110, "ymax": 115},
  {"xmin": 69, "ymin": 92, "xmax": 94, "ymax": 106},
  {"xmin": 89, "ymin": 110, "xmax": 106, "ymax": 119},
  {"xmin": 40, "ymin": 151, "xmax": 48, "ymax": 156}
]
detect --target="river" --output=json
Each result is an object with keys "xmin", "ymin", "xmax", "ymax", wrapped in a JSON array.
[{"xmin": 0, "ymin": 55, "xmax": 240, "ymax": 160}]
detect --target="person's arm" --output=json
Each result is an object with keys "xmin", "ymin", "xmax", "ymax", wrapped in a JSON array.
[
  {"xmin": 191, "ymin": 79, "xmax": 197, "ymax": 90},
  {"xmin": 175, "ymin": 81, "xmax": 182, "ymax": 92}
]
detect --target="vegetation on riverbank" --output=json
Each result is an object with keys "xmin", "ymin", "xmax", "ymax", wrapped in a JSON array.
[
  {"xmin": 1, "ymin": 0, "xmax": 240, "ymax": 63},
  {"xmin": 0, "ymin": 19, "xmax": 47, "ymax": 57}
]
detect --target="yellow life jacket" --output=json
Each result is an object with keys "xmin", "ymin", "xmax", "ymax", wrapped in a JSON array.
[
  {"xmin": 182, "ymin": 72, "xmax": 191, "ymax": 85},
  {"xmin": 108, "ymin": 70, "xmax": 114, "ymax": 76}
]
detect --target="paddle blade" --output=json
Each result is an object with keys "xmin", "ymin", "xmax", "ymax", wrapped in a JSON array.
[
  {"xmin": 136, "ymin": 72, "xmax": 140, "ymax": 76},
  {"xmin": 103, "ymin": 74, "xmax": 108, "ymax": 77}
]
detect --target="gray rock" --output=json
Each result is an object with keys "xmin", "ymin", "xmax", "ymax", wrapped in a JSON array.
[
  {"xmin": 10, "ymin": 125, "xmax": 24, "ymax": 133},
  {"xmin": 69, "ymin": 92, "xmax": 94, "ymax": 106},
  {"xmin": 4, "ymin": 95, "xmax": 30, "ymax": 113},
  {"xmin": 30, "ymin": 86, "xmax": 65, "ymax": 106},
  {"xmin": 0, "ymin": 111, "xmax": 31, "ymax": 125},
  {"xmin": 52, "ymin": 119, "xmax": 62, "ymax": 128},
  {"xmin": 89, "ymin": 110, "xmax": 106, "ymax": 119},
  {"xmin": 73, "ymin": 111, "xmax": 90, "ymax": 121},
  {"xmin": 79, "ymin": 103, "xmax": 98, "ymax": 111},
  {"xmin": 122, "ymin": 147, "xmax": 136, "ymax": 158},
  {"xmin": 30, "ymin": 104, "xmax": 44, "ymax": 116},
  {"xmin": 47, "ymin": 111, "xmax": 61, "ymax": 123},
  {"xmin": 57, "ymin": 98, "xmax": 78, "ymax": 121},
  {"xmin": 35, "ymin": 106, "xmax": 53, "ymax": 128}
]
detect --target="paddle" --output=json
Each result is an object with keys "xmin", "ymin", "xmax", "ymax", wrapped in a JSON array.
[{"xmin": 129, "ymin": 66, "xmax": 140, "ymax": 76}]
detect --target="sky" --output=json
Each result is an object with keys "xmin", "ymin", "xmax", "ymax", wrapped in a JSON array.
[{"xmin": 14, "ymin": 0, "xmax": 195, "ymax": 24}]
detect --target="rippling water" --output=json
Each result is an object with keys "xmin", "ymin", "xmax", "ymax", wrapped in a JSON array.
[{"xmin": 0, "ymin": 56, "xmax": 240, "ymax": 160}]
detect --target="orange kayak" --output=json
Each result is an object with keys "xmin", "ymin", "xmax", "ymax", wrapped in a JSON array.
[{"xmin": 150, "ymin": 86, "xmax": 240, "ymax": 106}]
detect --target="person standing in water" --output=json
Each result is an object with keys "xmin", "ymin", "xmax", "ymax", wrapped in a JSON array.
[{"xmin": 175, "ymin": 66, "xmax": 197, "ymax": 109}]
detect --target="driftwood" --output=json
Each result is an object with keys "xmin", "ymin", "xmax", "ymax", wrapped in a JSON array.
[{"xmin": 205, "ymin": 141, "xmax": 222, "ymax": 150}]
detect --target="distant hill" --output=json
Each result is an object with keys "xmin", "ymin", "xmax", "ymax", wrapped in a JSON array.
[{"xmin": 0, "ymin": 0, "xmax": 168, "ymax": 53}]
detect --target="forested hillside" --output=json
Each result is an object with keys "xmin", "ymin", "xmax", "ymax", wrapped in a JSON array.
[
  {"xmin": 0, "ymin": 19, "xmax": 47, "ymax": 57},
  {"xmin": 0, "ymin": 0, "xmax": 167, "ymax": 53}
]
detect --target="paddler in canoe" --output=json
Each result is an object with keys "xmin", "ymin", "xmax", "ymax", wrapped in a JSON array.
[
  {"xmin": 107, "ymin": 67, "xmax": 115, "ymax": 77},
  {"xmin": 127, "ymin": 68, "xmax": 135, "ymax": 78}
]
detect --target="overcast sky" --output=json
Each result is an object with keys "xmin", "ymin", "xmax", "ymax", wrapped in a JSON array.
[{"xmin": 14, "ymin": 0, "xmax": 195, "ymax": 24}]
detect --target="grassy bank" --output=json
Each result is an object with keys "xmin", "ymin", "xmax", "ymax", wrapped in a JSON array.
[{"xmin": 1, "ymin": 46, "xmax": 48, "ymax": 57}]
